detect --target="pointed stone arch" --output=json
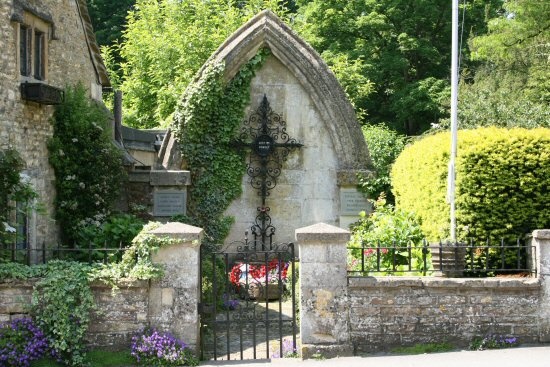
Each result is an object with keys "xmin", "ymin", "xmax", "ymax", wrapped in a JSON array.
[{"xmin": 200, "ymin": 10, "xmax": 372, "ymax": 171}]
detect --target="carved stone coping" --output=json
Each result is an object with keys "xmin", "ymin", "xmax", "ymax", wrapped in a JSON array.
[
  {"xmin": 296, "ymin": 222, "xmax": 350, "ymax": 244},
  {"xmin": 148, "ymin": 222, "xmax": 203, "ymax": 243}
]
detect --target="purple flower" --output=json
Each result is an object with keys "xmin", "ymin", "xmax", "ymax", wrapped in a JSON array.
[
  {"xmin": 131, "ymin": 328, "xmax": 196, "ymax": 366},
  {"xmin": 0, "ymin": 318, "xmax": 49, "ymax": 367}
]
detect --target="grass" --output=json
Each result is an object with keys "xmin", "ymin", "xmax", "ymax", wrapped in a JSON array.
[
  {"xmin": 30, "ymin": 349, "xmax": 134, "ymax": 367},
  {"xmin": 391, "ymin": 342, "xmax": 456, "ymax": 355}
]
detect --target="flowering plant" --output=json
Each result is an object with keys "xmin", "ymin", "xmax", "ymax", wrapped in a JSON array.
[
  {"xmin": 271, "ymin": 338, "xmax": 298, "ymax": 358},
  {"xmin": 0, "ymin": 318, "xmax": 49, "ymax": 367},
  {"xmin": 131, "ymin": 329, "xmax": 198, "ymax": 366},
  {"xmin": 469, "ymin": 334, "xmax": 519, "ymax": 350},
  {"xmin": 229, "ymin": 259, "xmax": 289, "ymax": 289}
]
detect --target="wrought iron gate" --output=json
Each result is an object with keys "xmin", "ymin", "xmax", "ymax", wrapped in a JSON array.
[
  {"xmin": 199, "ymin": 237, "xmax": 297, "ymax": 360},
  {"xmin": 199, "ymin": 95, "xmax": 301, "ymax": 360}
]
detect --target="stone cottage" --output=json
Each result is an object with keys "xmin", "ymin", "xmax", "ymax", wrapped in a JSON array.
[{"xmin": 0, "ymin": 0, "xmax": 110, "ymax": 251}]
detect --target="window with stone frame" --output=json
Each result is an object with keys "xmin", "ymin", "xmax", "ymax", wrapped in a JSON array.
[{"xmin": 17, "ymin": 13, "xmax": 49, "ymax": 81}]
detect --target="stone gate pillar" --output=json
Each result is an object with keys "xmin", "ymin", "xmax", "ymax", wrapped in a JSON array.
[
  {"xmin": 296, "ymin": 222, "xmax": 352, "ymax": 358},
  {"xmin": 148, "ymin": 222, "xmax": 203, "ymax": 354},
  {"xmin": 530, "ymin": 229, "xmax": 550, "ymax": 342}
]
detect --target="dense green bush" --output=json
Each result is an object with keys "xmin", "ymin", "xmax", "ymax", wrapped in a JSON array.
[
  {"xmin": 48, "ymin": 84, "xmax": 125, "ymax": 245},
  {"xmin": 391, "ymin": 127, "xmax": 550, "ymax": 241},
  {"xmin": 359, "ymin": 125, "xmax": 407, "ymax": 204},
  {"xmin": 347, "ymin": 196, "xmax": 426, "ymax": 275}
]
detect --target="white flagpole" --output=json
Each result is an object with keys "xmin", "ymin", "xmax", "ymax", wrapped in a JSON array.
[{"xmin": 449, "ymin": 0, "xmax": 459, "ymax": 241}]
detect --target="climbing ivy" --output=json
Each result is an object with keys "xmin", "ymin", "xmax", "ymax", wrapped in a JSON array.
[
  {"xmin": 30, "ymin": 261, "xmax": 94, "ymax": 366},
  {"xmin": 173, "ymin": 48, "xmax": 270, "ymax": 247},
  {"xmin": 88, "ymin": 222, "xmax": 177, "ymax": 290}
]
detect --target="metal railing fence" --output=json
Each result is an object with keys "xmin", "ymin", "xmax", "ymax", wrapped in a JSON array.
[
  {"xmin": 0, "ymin": 241, "xmax": 127, "ymax": 266},
  {"xmin": 347, "ymin": 239, "xmax": 536, "ymax": 277}
]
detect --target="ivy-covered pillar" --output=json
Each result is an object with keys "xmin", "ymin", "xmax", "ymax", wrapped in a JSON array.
[
  {"xmin": 296, "ymin": 222, "xmax": 352, "ymax": 358},
  {"xmin": 148, "ymin": 222, "xmax": 203, "ymax": 353},
  {"xmin": 530, "ymin": 230, "xmax": 550, "ymax": 342}
]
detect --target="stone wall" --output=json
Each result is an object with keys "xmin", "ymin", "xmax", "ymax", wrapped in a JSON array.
[
  {"xmin": 0, "ymin": 223, "xmax": 202, "ymax": 352},
  {"xmin": 0, "ymin": 0, "xmax": 107, "ymax": 249},
  {"xmin": 86, "ymin": 281, "xmax": 149, "ymax": 348},
  {"xmin": 348, "ymin": 277, "xmax": 541, "ymax": 353},
  {"xmin": 297, "ymin": 226, "xmax": 550, "ymax": 357},
  {"xmin": 0, "ymin": 279, "xmax": 149, "ymax": 348}
]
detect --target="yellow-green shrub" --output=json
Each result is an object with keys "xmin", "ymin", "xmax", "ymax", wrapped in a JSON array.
[{"xmin": 391, "ymin": 127, "xmax": 550, "ymax": 241}]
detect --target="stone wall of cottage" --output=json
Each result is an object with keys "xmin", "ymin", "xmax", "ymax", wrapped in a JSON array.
[{"xmin": 0, "ymin": 0, "xmax": 105, "ymax": 249}]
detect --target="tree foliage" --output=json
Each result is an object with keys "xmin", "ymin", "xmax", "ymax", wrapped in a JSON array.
[
  {"xmin": 294, "ymin": 0, "xmax": 500, "ymax": 134},
  {"xmin": 87, "ymin": 0, "xmax": 135, "ymax": 47},
  {"xmin": 118, "ymin": 0, "xmax": 287, "ymax": 128},
  {"xmin": 360, "ymin": 124, "xmax": 407, "ymax": 204},
  {"xmin": 444, "ymin": 0, "xmax": 550, "ymax": 131},
  {"xmin": 438, "ymin": 66, "xmax": 550, "ymax": 130}
]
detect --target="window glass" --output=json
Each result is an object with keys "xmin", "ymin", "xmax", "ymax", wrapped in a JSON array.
[
  {"xmin": 19, "ymin": 25, "xmax": 30, "ymax": 76},
  {"xmin": 15, "ymin": 201, "xmax": 28, "ymax": 250},
  {"xmin": 34, "ymin": 30, "xmax": 45, "ymax": 80}
]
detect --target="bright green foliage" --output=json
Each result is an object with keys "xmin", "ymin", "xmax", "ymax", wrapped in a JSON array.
[
  {"xmin": 0, "ymin": 262, "xmax": 45, "ymax": 280},
  {"xmin": 470, "ymin": 0, "xmax": 549, "ymax": 103},
  {"xmin": 359, "ymin": 124, "xmax": 407, "ymax": 203},
  {"xmin": 77, "ymin": 213, "xmax": 144, "ymax": 250},
  {"xmin": 391, "ymin": 128, "xmax": 550, "ymax": 241},
  {"xmin": 295, "ymin": 0, "xmax": 500, "ymax": 134},
  {"xmin": 31, "ymin": 261, "xmax": 94, "ymax": 366},
  {"xmin": 119, "ymin": 0, "xmax": 287, "ymax": 128},
  {"xmin": 0, "ymin": 148, "xmax": 37, "ymax": 247},
  {"xmin": 89, "ymin": 222, "xmax": 175, "ymax": 289},
  {"xmin": 48, "ymin": 84, "xmax": 125, "ymax": 245},
  {"xmin": 438, "ymin": 67, "xmax": 550, "ymax": 130},
  {"xmin": 347, "ymin": 196, "xmax": 425, "ymax": 275},
  {"xmin": 173, "ymin": 49, "xmax": 270, "ymax": 247},
  {"xmin": 442, "ymin": 0, "xmax": 550, "ymax": 132}
]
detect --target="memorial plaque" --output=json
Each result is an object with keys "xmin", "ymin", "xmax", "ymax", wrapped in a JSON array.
[
  {"xmin": 340, "ymin": 188, "xmax": 370, "ymax": 216},
  {"xmin": 153, "ymin": 190, "xmax": 186, "ymax": 216},
  {"xmin": 254, "ymin": 134, "xmax": 275, "ymax": 157}
]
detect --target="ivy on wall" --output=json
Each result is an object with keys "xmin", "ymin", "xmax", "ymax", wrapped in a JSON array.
[
  {"xmin": 173, "ymin": 48, "xmax": 270, "ymax": 247},
  {"xmin": 0, "ymin": 222, "xmax": 177, "ymax": 365}
]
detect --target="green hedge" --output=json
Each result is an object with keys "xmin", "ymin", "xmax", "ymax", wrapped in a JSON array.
[{"xmin": 391, "ymin": 127, "xmax": 550, "ymax": 241}]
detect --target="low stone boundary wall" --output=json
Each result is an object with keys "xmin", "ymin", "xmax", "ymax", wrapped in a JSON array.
[
  {"xmin": 0, "ymin": 280, "xmax": 34, "ymax": 323},
  {"xmin": 87, "ymin": 281, "xmax": 150, "ymax": 348},
  {"xmin": 296, "ymin": 226, "xmax": 550, "ymax": 358},
  {"xmin": 348, "ymin": 277, "xmax": 541, "ymax": 353},
  {"xmin": 0, "ymin": 222, "xmax": 203, "ymax": 353},
  {"xmin": 0, "ymin": 279, "xmax": 149, "ymax": 348}
]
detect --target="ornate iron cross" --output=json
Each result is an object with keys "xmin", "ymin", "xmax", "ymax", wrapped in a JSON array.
[{"xmin": 233, "ymin": 95, "xmax": 303, "ymax": 250}]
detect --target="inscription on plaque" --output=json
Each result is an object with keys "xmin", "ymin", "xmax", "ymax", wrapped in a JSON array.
[
  {"xmin": 153, "ymin": 190, "xmax": 186, "ymax": 216},
  {"xmin": 340, "ymin": 188, "xmax": 370, "ymax": 216},
  {"xmin": 254, "ymin": 135, "xmax": 275, "ymax": 157}
]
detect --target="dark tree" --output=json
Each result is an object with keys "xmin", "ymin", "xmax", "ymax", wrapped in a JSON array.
[{"xmin": 87, "ymin": 0, "xmax": 135, "ymax": 46}]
